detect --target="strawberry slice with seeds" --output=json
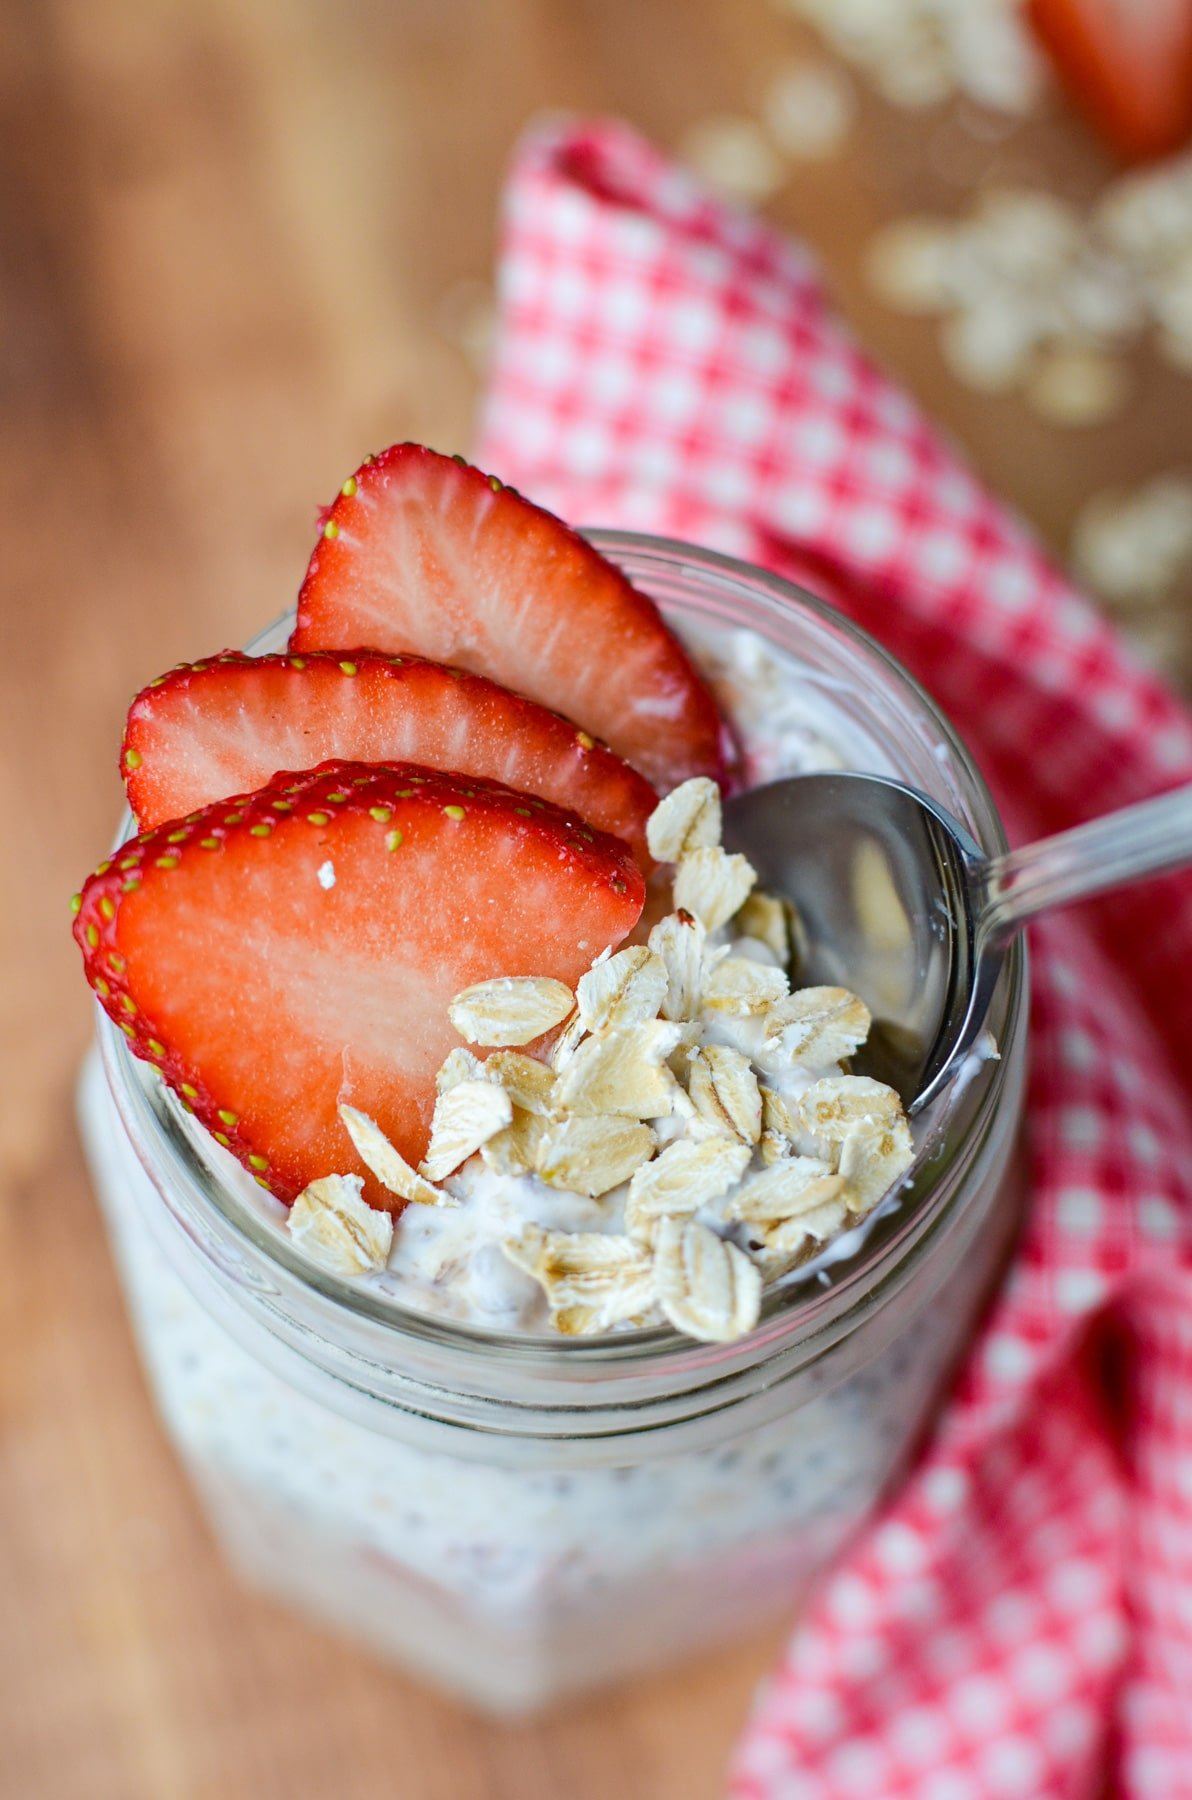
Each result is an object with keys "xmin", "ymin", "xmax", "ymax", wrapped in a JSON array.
[
  {"xmin": 123, "ymin": 649, "xmax": 659, "ymax": 868},
  {"xmin": 1028, "ymin": 0, "xmax": 1192, "ymax": 162},
  {"xmin": 74, "ymin": 761, "xmax": 644, "ymax": 1209},
  {"xmin": 290, "ymin": 444, "xmax": 734, "ymax": 793}
]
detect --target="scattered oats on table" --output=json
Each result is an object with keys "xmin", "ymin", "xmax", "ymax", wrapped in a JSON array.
[
  {"xmin": 1073, "ymin": 475, "xmax": 1192, "ymax": 612},
  {"xmin": 867, "ymin": 188, "xmax": 1138, "ymax": 414},
  {"xmin": 776, "ymin": 0, "xmax": 1046, "ymax": 116},
  {"xmin": 866, "ymin": 151, "xmax": 1192, "ymax": 407},
  {"xmin": 1026, "ymin": 346, "xmax": 1130, "ymax": 426},
  {"xmin": 759, "ymin": 59, "xmax": 856, "ymax": 161},
  {"xmin": 677, "ymin": 117, "xmax": 786, "ymax": 205}
]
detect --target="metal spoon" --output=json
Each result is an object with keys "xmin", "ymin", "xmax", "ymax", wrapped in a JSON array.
[{"xmin": 723, "ymin": 773, "xmax": 1192, "ymax": 1112}]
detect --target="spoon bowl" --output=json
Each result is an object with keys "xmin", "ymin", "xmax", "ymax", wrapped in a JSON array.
[{"xmin": 723, "ymin": 771, "xmax": 1192, "ymax": 1113}]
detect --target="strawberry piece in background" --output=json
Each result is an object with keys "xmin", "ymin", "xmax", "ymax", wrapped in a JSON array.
[{"xmin": 1029, "ymin": 0, "xmax": 1192, "ymax": 161}]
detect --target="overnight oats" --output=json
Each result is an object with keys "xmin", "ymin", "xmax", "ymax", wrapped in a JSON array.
[{"xmin": 74, "ymin": 446, "xmax": 1026, "ymax": 1711}]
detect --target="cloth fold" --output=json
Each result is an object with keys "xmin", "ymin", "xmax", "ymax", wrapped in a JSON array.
[{"xmin": 475, "ymin": 118, "xmax": 1192, "ymax": 1799}]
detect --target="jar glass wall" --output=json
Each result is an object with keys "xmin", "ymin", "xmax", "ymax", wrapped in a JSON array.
[{"xmin": 78, "ymin": 534, "xmax": 1027, "ymax": 1713}]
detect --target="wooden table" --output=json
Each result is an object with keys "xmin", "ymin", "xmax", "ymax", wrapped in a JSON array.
[{"xmin": 4, "ymin": 2, "xmax": 1187, "ymax": 1794}]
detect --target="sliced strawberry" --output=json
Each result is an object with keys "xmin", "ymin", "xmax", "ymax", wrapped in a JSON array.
[
  {"xmin": 1028, "ymin": 0, "xmax": 1192, "ymax": 162},
  {"xmin": 289, "ymin": 445, "xmax": 733, "ymax": 793},
  {"xmin": 74, "ymin": 761, "xmax": 644, "ymax": 1208},
  {"xmin": 122, "ymin": 649, "xmax": 659, "ymax": 867}
]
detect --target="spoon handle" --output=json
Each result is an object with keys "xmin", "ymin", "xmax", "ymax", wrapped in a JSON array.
[{"xmin": 982, "ymin": 783, "xmax": 1192, "ymax": 940}]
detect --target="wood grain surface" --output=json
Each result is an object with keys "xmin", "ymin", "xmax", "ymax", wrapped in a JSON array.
[{"xmin": 3, "ymin": 1, "xmax": 1188, "ymax": 1795}]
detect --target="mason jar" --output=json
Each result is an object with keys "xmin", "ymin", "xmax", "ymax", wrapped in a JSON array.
[{"xmin": 77, "ymin": 534, "xmax": 1027, "ymax": 1714}]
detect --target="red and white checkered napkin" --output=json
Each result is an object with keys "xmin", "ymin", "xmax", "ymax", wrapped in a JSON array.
[{"xmin": 474, "ymin": 118, "xmax": 1192, "ymax": 1797}]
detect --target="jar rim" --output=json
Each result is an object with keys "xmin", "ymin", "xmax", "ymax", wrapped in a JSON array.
[{"xmin": 100, "ymin": 530, "xmax": 1025, "ymax": 1412}]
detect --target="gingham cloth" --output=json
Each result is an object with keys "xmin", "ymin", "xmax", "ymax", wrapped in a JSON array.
[{"xmin": 474, "ymin": 119, "xmax": 1192, "ymax": 1799}]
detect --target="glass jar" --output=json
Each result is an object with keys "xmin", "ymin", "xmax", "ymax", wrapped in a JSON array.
[{"xmin": 77, "ymin": 534, "xmax": 1027, "ymax": 1714}]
